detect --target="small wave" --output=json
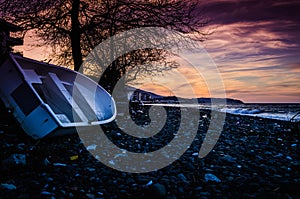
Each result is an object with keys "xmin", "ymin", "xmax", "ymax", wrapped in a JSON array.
[
  {"xmin": 143, "ymin": 103, "xmax": 300, "ymax": 122},
  {"xmin": 222, "ymin": 108, "xmax": 299, "ymax": 121},
  {"xmin": 220, "ymin": 108, "xmax": 263, "ymax": 115}
]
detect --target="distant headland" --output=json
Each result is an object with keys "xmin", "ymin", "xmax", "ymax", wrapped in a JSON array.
[{"xmin": 122, "ymin": 86, "xmax": 244, "ymax": 105}]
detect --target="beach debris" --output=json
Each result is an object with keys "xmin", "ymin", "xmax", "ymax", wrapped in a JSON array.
[
  {"xmin": 1, "ymin": 183, "xmax": 17, "ymax": 190},
  {"xmin": 204, "ymin": 173, "xmax": 221, "ymax": 183},
  {"xmin": 70, "ymin": 155, "xmax": 79, "ymax": 161}
]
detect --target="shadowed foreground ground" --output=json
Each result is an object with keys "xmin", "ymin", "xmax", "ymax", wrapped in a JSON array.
[{"xmin": 0, "ymin": 103, "xmax": 299, "ymax": 199}]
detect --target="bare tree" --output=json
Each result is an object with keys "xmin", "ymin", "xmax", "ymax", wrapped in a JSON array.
[{"xmin": 0, "ymin": 0, "xmax": 207, "ymax": 91}]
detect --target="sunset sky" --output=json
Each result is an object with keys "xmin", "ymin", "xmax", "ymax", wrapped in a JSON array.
[{"xmin": 17, "ymin": 0, "xmax": 300, "ymax": 103}]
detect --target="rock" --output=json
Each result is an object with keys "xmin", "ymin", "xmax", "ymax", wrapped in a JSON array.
[
  {"xmin": 185, "ymin": 162, "xmax": 196, "ymax": 170},
  {"xmin": 221, "ymin": 155, "xmax": 236, "ymax": 163},
  {"xmin": 53, "ymin": 163, "xmax": 67, "ymax": 167},
  {"xmin": 177, "ymin": 173, "xmax": 188, "ymax": 182},
  {"xmin": 1, "ymin": 183, "xmax": 17, "ymax": 190},
  {"xmin": 125, "ymin": 177, "xmax": 135, "ymax": 184},
  {"xmin": 97, "ymin": 191, "xmax": 104, "ymax": 196},
  {"xmin": 204, "ymin": 173, "xmax": 221, "ymax": 183},
  {"xmin": 86, "ymin": 167, "xmax": 96, "ymax": 172},
  {"xmin": 178, "ymin": 186, "xmax": 184, "ymax": 194},
  {"xmin": 41, "ymin": 191, "xmax": 53, "ymax": 195},
  {"xmin": 86, "ymin": 193, "xmax": 96, "ymax": 199},
  {"xmin": 1, "ymin": 105, "xmax": 300, "ymax": 198},
  {"xmin": 286, "ymin": 156, "xmax": 293, "ymax": 160},
  {"xmin": 143, "ymin": 183, "xmax": 166, "ymax": 199},
  {"xmin": 2, "ymin": 154, "xmax": 26, "ymax": 167},
  {"xmin": 86, "ymin": 144, "xmax": 97, "ymax": 150},
  {"xmin": 192, "ymin": 152, "xmax": 198, "ymax": 156},
  {"xmin": 145, "ymin": 180, "xmax": 153, "ymax": 187},
  {"xmin": 109, "ymin": 160, "xmax": 115, "ymax": 165}
]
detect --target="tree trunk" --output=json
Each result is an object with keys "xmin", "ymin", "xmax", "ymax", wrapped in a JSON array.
[
  {"xmin": 99, "ymin": 62, "xmax": 123, "ymax": 94},
  {"xmin": 71, "ymin": 0, "xmax": 83, "ymax": 72}
]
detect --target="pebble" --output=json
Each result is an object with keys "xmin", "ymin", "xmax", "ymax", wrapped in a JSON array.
[
  {"xmin": 204, "ymin": 173, "xmax": 221, "ymax": 183},
  {"xmin": 86, "ymin": 144, "xmax": 97, "ymax": 150},
  {"xmin": 192, "ymin": 152, "xmax": 198, "ymax": 156},
  {"xmin": 41, "ymin": 191, "xmax": 53, "ymax": 195},
  {"xmin": 0, "ymin": 107, "xmax": 299, "ymax": 198},
  {"xmin": 286, "ymin": 156, "xmax": 293, "ymax": 160},
  {"xmin": 86, "ymin": 193, "xmax": 96, "ymax": 199},
  {"xmin": 2, "ymin": 154, "xmax": 26, "ymax": 167},
  {"xmin": 86, "ymin": 167, "xmax": 96, "ymax": 172},
  {"xmin": 1, "ymin": 183, "xmax": 17, "ymax": 190},
  {"xmin": 145, "ymin": 180, "xmax": 153, "ymax": 186},
  {"xmin": 178, "ymin": 173, "xmax": 188, "ymax": 182},
  {"xmin": 143, "ymin": 183, "xmax": 166, "ymax": 199},
  {"xmin": 53, "ymin": 163, "xmax": 67, "ymax": 167}
]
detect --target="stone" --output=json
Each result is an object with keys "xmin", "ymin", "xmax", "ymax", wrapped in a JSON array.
[
  {"xmin": 3, "ymin": 154, "xmax": 26, "ymax": 167},
  {"xmin": 204, "ymin": 173, "xmax": 221, "ymax": 183},
  {"xmin": 1, "ymin": 183, "xmax": 16, "ymax": 190},
  {"xmin": 143, "ymin": 183, "xmax": 166, "ymax": 199},
  {"xmin": 177, "ymin": 173, "xmax": 188, "ymax": 182},
  {"xmin": 86, "ymin": 193, "xmax": 96, "ymax": 199}
]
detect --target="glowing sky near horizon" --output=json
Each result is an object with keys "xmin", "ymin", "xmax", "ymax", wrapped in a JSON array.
[{"xmin": 16, "ymin": 0, "xmax": 300, "ymax": 103}]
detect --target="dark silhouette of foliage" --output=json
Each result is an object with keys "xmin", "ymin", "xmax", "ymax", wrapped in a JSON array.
[{"xmin": 0, "ymin": 0, "xmax": 207, "ymax": 91}]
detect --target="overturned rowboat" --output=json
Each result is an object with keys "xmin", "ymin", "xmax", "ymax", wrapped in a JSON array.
[{"xmin": 0, "ymin": 53, "xmax": 116, "ymax": 139}]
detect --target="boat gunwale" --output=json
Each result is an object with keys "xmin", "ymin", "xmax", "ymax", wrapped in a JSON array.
[{"xmin": 8, "ymin": 53, "xmax": 117, "ymax": 128}]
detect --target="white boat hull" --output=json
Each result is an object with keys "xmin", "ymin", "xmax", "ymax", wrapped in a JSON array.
[{"xmin": 0, "ymin": 53, "xmax": 116, "ymax": 139}]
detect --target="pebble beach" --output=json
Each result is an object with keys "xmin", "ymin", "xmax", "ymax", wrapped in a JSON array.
[{"xmin": 1, "ymin": 105, "xmax": 299, "ymax": 199}]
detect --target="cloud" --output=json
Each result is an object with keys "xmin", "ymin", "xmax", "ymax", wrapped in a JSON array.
[
  {"xmin": 195, "ymin": 1, "xmax": 300, "ymax": 102},
  {"xmin": 17, "ymin": 0, "xmax": 300, "ymax": 102},
  {"xmin": 197, "ymin": 0, "xmax": 300, "ymax": 26},
  {"xmin": 287, "ymin": 63, "xmax": 300, "ymax": 70}
]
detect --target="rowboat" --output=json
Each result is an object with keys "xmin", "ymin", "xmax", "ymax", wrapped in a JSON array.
[{"xmin": 0, "ymin": 53, "xmax": 116, "ymax": 139}]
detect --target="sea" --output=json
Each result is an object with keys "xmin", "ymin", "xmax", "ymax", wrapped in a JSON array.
[
  {"xmin": 145, "ymin": 103, "xmax": 300, "ymax": 122},
  {"xmin": 219, "ymin": 103, "xmax": 300, "ymax": 122}
]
